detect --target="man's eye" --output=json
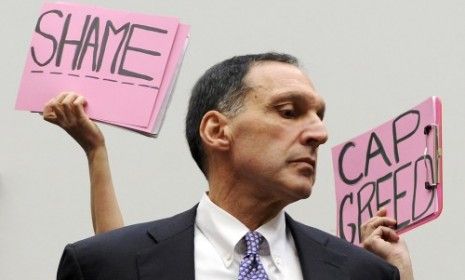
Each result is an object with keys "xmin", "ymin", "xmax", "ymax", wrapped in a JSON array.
[{"xmin": 279, "ymin": 108, "xmax": 296, "ymax": 118}]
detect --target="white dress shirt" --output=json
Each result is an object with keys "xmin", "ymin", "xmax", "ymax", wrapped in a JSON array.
[{"xmin": 194, "ymin": 193, "xmax": 303, "ymax": 280}]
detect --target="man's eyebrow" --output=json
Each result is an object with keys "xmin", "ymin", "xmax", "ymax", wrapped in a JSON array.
[
  {"xmin": 271, "ymin": 91, "xmax": 325, "ymax": 107},
  {"xmin": 270, "ymin": 91, "xmax": 309, "ymax": 101},
  {"xmin": 269, "ymin": 91, "xmax": 326, "ymax": 117}
]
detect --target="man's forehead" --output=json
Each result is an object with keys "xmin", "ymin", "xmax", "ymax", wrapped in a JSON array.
[
  {"xmin": 246, "ymin": 61, "xmax": 312, "ymax": 83},
  {"xmin": 243, "ymin": 61, "xmax": 319, "ymax": 100}
]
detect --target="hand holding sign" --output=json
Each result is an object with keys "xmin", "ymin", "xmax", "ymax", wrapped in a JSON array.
[
  {"xmin": 16, "ymin": 2, "xmax": 190, "ymax": 135},
  {"xmin": 43, "ymin": 92, "xmax": 104, "ymax": 154},
  {"xmin": 332, "ymin": 97, "xmax": 443, "ymax": 245},
  {"xmin": 44, "ymin": 92, "xmax": 123, "ymax": 233},
  {"xmin": 361, "ymin": 208, "xmax": 414, "ymax": 280}
]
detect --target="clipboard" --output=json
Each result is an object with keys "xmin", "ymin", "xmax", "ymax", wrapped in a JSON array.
[
  {"xmin": 331, "ymin": 96, "xmax": 443, "ymax": 245},
  {"xmin": 407, "ymin": 96, "xmax": 443, "ymax": 233}
]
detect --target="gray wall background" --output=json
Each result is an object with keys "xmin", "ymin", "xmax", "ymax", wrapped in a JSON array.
[{"xmin": 1, "ymin": 0, "xmax": 464, "ymax": 279}]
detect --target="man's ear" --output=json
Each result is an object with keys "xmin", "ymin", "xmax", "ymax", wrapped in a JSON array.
[{"xmin": 199, "ymin": 111, "xmax": 231, "ymax": 151}]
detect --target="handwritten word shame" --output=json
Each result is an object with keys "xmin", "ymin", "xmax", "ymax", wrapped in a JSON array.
[
  {"xmin": 16, "ymin": 2, "xmax": 184, "ymax": 129},
  {"xmin": 31, "ymin": 9, "xmax": 166, "ymax": 81},
  {"xmin": 332, "ymin": 98, "xmax": 441, "ymax": 244}
]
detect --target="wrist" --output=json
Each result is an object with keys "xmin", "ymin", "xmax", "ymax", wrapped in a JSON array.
[
  {"xmin": 85, "ymin": 143, "xmax": 107, "ymax": 159},
  {"xmin": 388, "ymin": 255, "xmax": 413, "ymax": 280}
]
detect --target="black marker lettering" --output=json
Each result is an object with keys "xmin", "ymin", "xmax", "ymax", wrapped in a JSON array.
[
  {"xmin": 338, "ymin": 142, "xmax": 363, "ymax": 185},
  {"xmin": 76, "ymin": 16, "xmax": 100, "ymax": 71},
  {"xmin": 31, "ymin": 9, "xmax": 62, "ymax": 66},
  {"xmin": 339, "ymin": 193, "xmax": 356, "ymax": 243},
  {"xmin": 57, "ymin": 14, "xmax": 90, "ymax": 68},
  {"xmin": 376, "ymin": 172, "xmax": 393, "ymax": 210},
  {"xmin": 393, "ymin": 161, "xmax": 411, "ymax": 229},
  {"xmin": 98, "ymin": 21, "xmax": 130, "ymax": 73},
  {"xmin": 392, "ymin": 110, "xmax": 420, "ymax": 163},
  {"xmin": 118, "ymin": 24, "xmax": 166, "ymax": 81},
  {"xmin": 364, "ymin": 132, "xmax": 392, "ymax": 176},
  {"xmin": 412, "ymin": 155, "xmax": 435, "ymax": 221},
  {"xmin": 357, "ymin": 181, "xmax": 375, "ymax": 243}
]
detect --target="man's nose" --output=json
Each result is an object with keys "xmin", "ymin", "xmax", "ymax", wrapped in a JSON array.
[{"xmin": 299, "ymin": 116, "xmax": 328, "ymax": 148}]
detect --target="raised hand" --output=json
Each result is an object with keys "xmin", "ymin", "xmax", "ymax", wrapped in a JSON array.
[
  {"xmin": 43, "ymin": 92, "xmax": 104, "ymax": 155},
  {"xmin": 43, "ymin": 92, "xmax": 123, "ymax": 234},
  {"xmin": 361, "ymin": 208, "xmax": 414, "ymax": 280}
]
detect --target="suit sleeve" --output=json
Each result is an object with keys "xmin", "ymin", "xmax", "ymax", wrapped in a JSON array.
[{"xmin": 57, "ymin": 244, "xmax": 85, "ymax": 280}]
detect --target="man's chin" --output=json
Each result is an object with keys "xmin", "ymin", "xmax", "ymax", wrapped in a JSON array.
[
  {"xmin": 274, "ymin": 175, "xmax": 314, "ymax": 202},
  {"xmin": 288, "ymin": 182, "xmax": 313, "ymax": 201},
  {"xmin": 298, "ymin": 187, "xmax": 312, "ymax": 199},
  {"xmin": 298, "ymin": 177, "xmax": 315, "ymax": 198}
]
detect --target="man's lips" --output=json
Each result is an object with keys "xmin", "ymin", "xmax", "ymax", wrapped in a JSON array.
[{"xmin": 288, "ymin": 157, "xmax": 316, "ymax": 169}]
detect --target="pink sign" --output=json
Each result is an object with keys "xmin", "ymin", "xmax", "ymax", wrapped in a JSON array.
[
  {"xmin": 16, "ymin": 2, "xmax": 187, "ymax": 128},
  {"xmin": 332, "ymin": 97, "xmax": 443, "ymax": 245},
  {"xmin": 107, "ymin": 23, "xmax": 190, "ymax": 134}
]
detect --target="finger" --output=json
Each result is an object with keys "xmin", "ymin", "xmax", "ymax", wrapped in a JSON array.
[
  {"xmin": 74, "ymin": 95, "xmax": 87, "ymax": 107},
  {"xmin": 363, "ymin": 226, "xmax": 399, "ymax": 253},
  {"xmin": 52, "ymin": 92, "xmax": 69, "ymax": 110},
  {"xmin": 377, "ymin": 226, "xmax": 400, "ymax": 243},
  {"xmin": 53, "ymin": 92, "xmax": 75, "ymax": 122},
  {"xmin": 44, "ymin": 93, "xmax": 72, "ymax": 125},
  {"xmin": 55, "ymin": 92, "xmax": 69, "ymax": 103},
  {"xmin": 43, "ymin": 110, "xmax": 57, "ymax": 123},
  {"xmin": 361, "ymin": 216, "xmax": 397, "ymax": 240},
  {"xmin": 364, "ymin": 216, "xmax": 397, "ymax": 229},
  {"xmin": 361, "ymin": 215, "xmax": 397, "ymax": 234},
  {"xmin": 43, "ymin": 98, "xmax": 56, "ymax": 120},
  {"xmin": 375, "ymin": 207, "xmax": 387, "ymax": 217},
  {"xmin": 61, "ymin": 92, "xmax": 78, "ymax": 106},
  {"xmin": 43, "ymin": 96, "xmax": 60, "ymax": 124},
  {"xmin": 61, "ymin": 93, "xmax": 79, "ymax": 121},
  {"xmin": 50, "ymin": 98, "xmax": 66, "ymax": 122},
  {"xmin": 44, "ymin": 95, "xmax": 58, "ymax": 108},
  {"xmin": 73, "ymin": 96, "xmax": 88, "ymax": 119}
]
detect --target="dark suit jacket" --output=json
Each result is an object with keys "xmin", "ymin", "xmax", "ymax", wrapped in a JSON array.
[{"xmin": 57, "ymin": 206, "xmax": 399, "ymax": 279}]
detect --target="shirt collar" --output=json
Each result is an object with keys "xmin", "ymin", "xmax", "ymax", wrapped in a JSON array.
[
  {"xmin": 256, "ymin": 206, "xmax": 287, "ymax": 269},
  {"xmin": 195, "ymin": 193, "xmax": 287, "ymax": 270}
]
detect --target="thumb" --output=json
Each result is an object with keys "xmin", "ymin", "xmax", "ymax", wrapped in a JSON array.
[
  {"xmin": 74, "ymin": 96, "xmax": 89, "ymax": 119},
  {"xmin": 43, "ymin": 101, "xmax": 58, "ymax": 124}
]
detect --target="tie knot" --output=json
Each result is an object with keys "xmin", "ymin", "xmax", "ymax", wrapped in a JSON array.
[{"xmin": 244, "ymin": 231, "xmax": 263, "ymax": 255}]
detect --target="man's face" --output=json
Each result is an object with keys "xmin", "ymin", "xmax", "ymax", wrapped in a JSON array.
[{"xmin": 227, "ymin": 61, "xmax": 328, "ymax": 204}]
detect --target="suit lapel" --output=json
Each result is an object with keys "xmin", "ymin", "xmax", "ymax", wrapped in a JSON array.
[
  {"xmin": 134, "ymin": 206, "xmax": 349, "ymax": 280},
  {"xmin": 286, "ymin": 215, "xmax": 349, "ymax": 280},
  {"xmin": 136, "ymin": 206, "xmax": 197, "ymax": 280}
]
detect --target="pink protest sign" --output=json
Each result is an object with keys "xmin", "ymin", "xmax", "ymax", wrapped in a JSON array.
[
  {"xmin": 16, "ymin": 2, "xmax": 181, "ymax": 127},
  {"xmin": 106, "ymin": 23, "xmax": 190, "ymax": 135},
  {"xmin": 332, "ymin": 97, "xmax": 443, "ymax": 245}
]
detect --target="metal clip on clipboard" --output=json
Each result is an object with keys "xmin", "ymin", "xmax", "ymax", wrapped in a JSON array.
[{"xmin": 423, "ymin": 124, "xmax": 441, "ymax": 190}]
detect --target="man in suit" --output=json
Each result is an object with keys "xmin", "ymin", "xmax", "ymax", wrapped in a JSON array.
[{"xmin": 51, "ymin": 53, "xmax": 413, "ymax": 279}]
